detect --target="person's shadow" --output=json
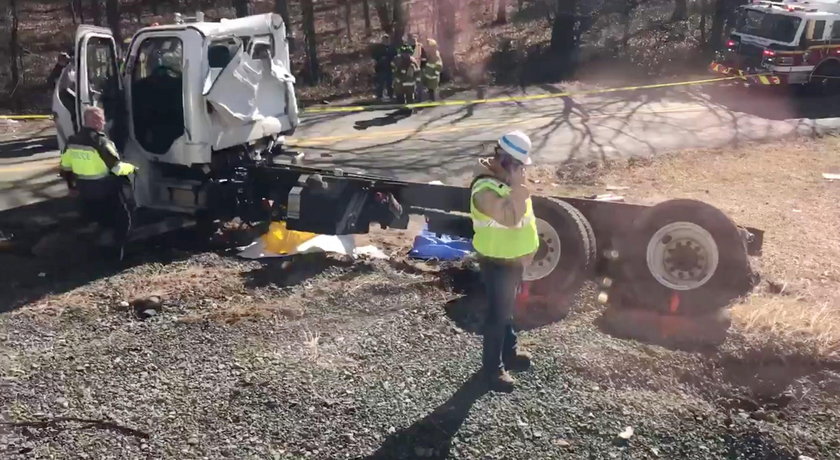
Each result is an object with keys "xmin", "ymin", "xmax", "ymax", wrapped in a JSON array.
[
  {"xmin": 353, "ymin": 109, "xmax": 413, "ymax": 130},
  {"xmin": 365, "ymin": 372, "xmax": 489, "ymax": 459}
]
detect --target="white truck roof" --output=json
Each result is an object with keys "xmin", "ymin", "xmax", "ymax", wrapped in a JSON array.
[
  {"xmin": 748, "ymin": 0, "xmax": 840, "ymax": 14},
  {"xmin": 136, "ymin": 13, "xmax": 285, "ymax": 39}
]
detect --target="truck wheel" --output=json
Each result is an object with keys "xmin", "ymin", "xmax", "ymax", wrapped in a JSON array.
[
  {"xmin": 519, "ymin": 197, "xmax": 596, "ymax": 315},
  {"xmin": 612, "ymin": 199, "xmax": 754, "ymax": 315},
  {"xmin": 810, "ymin": 61, "xmax": 840, "ymax": 96}
]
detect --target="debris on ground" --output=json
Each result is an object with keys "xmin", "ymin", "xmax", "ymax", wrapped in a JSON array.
[{"xmin": 2, "ymin": 138, "xmax": 840, "ymax": 459}]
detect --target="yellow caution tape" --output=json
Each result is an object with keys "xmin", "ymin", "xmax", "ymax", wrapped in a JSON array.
[
  {"xmin": 303, "ymin": 72, "xmax": 776, "ymax": 114},
  {"xmin": 0, "ymin": 114, "xmax": 53, "ymax": 120},
  {"xmin": 0, "ymin": 71, "xmax": 777, "ymax": 120}
]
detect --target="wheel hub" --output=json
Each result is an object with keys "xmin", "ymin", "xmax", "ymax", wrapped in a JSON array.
[
  {"xmin": 523, "ymin": 218, "xmax": 561, "ymax": 282},
  {"xmin": 646, "ymin": 222, "xmax": 719, "ymax": 291}
]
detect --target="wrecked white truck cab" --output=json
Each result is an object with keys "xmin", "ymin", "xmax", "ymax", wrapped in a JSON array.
[{"xmin": 53, "ymin": 13, "xmax": 299, "ymax": 213}]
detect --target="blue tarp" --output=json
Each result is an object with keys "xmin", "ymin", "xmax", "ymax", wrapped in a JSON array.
[{"xmin": 408, "ymin": 226, "xmax": 474, "ymax": 261}]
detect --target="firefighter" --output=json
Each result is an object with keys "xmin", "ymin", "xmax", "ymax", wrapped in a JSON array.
[
  {"xmin": 392, "ymin": 45, "xmax": 419, "ymax": 105},
  {"xmin": 60, "ymin": 106, "xmax": 138, "ymax": 261},
  {"xmin": 421, "ymin": 38, "xmax": 443, "ymax": 102},
  {"xmin": 470, "ymin": 131, "xmax": 538, "ymax": 392}
]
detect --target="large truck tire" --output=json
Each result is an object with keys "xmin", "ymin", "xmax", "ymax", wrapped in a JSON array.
[
  {"xmin": 611, "ymin": 199, "xmax": 755, "ymax": 316},
  {"xmin": 515, "ymin": 197, "xmax": 596, "ymax": 328}
]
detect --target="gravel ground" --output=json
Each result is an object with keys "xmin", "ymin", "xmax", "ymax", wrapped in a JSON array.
[{"xmin": 2, "ymin": 251, "xmax": 839, "ymax": 460}]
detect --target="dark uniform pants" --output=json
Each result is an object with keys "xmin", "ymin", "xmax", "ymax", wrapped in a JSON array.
[
  {"xmin": 77, "ymin": 176, "xmax": 134, "ymax": 249},
  {"xmin": 480, "ymin": 259, "xmax": 522, "ymax": 373}
]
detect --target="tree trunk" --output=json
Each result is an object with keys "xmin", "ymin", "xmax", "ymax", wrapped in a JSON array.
[
  {"xmin": 550, "ymin": 0, "xmax": 578, "ymax": 61},
  {"xmin": 495, "ymin": 0, "xmax": 507, "ymax": 24},
  {"xmin": 8, "ymin": 0, "xmax": 20, "ymax": 106},
  {"xmin": 344, "ymin": 0, "xmax": 352, "ymax": 41},
  {"xmin": 274, "ymin": 0, "xmax": 291, "ymax": 33},
  {"xmin": 362, "ymin": 0, "xmax": 372, "ymax": 36},
  {"xmin": 436, "ymin": 0, "xmax": 457, "ymax": 78},
  {"xmin": 374, "ymin": 0, "xmax": 392, "ymax": 35},
  {"xmin": 233, "ymin": 0, "xmax": 252, "ymax": 18},
  {"xmin": 672, "ymin": 0, "xmax": 687, "ymax": 21},
  {"xmin": 709, "ymin": 0, "xmax": 726, "ymax": 51},
  {"xmin": 699, "ymin": 0, "xmax": 707, "ymax": 46},
  {"xmin": 91, "ymin": 0, "xmax": 102, "ymax": 26},
  {"xmin": 301, "ymin": 0, "xmax": 320, "ymax": 84},
  {"xmin": 105, "ymin": 0, "xmax": 121, "ymax": 44},
  {"xmin": 392, "ymin": 0, "xmax": 405, "ymax": 43}
]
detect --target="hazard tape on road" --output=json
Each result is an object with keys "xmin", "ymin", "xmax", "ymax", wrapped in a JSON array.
[
  {"xmin": 0, "ymin": 114, "xmax": 53, "ymax": 120},
  {"xmin": 0, "ymin": 72, "xmax": 778, "ymax": 120},
  {"xmin": 302, "ymin": 73, "xmax": 777, "ymax": 114}
]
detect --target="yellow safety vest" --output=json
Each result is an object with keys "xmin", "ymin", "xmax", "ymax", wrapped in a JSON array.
[
  {"xmin": 470, "ymin": 177, "xmax": 539, "ymax": 259},
  {"xmin": 60, "ymin": 141, "xmax": 135, "ymax": 180}
]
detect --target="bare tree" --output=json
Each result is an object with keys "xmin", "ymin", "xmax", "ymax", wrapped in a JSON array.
[
  {"xmin": 436, "ymin": 0, "xmax": 457, "ymax": 77},
  {"xmin": 374, "ymin": 0, "xmax": 392, "ymax": 35},
  {"xmin": 392, "ymin": 0, "xmax": 406, "ymax": 43},
  {"xmin": 550, "ymin": 0, "xmax": 579, "ymax": 66},
  {"xmin": 495, "ymin": 0, "xmax": 507, "ymax": 24},
  {"xmin": 105, "ymin": 0, "xmax": 121, "ymax": 44},
  {"xmin": 301, "ymin": 0, "xmax": 320, "ymax": 84},
  {"xmin": 362, "ymin": 0, "xmax": 372, "ymax": 36},
  {"xmin": 344, "ymin": 0, "xmax": 352, "ymax": 41},
  {"xmin": 709, "ymin": 0, "xmax": 726, "ymax": 50},
  {"xmin": 91, "ymin": 0, "xmax": 102, "ymax": 26},
  {"xmin": 672, "ymin": 0, "xmax": 687, "ymax": 21},
  {"xmin": 8, "ymin": 0, "xmax": 20, "ymax": 106},
  {"xmin": 274, "ymin": 0, "xmax": 291, "ymax": 33},
  {"xmin": 233, "ymin": 0, "xmax": 252, "ymax": 18}
]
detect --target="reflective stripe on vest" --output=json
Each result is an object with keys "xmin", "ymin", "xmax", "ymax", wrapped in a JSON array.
[
  {"xmin": 470, "ymin": 177, "xmax": 539, "ymax": 259},
  {"xmin": 60, "ymin": 144, "xmax": 110, "ymax": 180}
]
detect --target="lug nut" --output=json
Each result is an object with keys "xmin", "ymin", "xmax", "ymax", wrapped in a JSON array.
[
  {"xmin": 600, "ymin": 277, "xmax": 613, "ymax": 288},
  {"xmin": 604, "ymin": 249, "xmax": 620, "ymax": 260},
  {"xmin": 597, "ymin": 291, "xmax": 609, "ymax": 305}
]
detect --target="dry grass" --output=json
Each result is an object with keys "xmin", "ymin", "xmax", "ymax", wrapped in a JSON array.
[{"xmin": 537, "ymin": 136, "xmax": 840, "ymax": 361}]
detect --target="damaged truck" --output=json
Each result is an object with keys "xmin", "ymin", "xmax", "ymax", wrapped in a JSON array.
[{"xmin": 52, "ymin": 12, "xmax": 763, "ymax": 343}]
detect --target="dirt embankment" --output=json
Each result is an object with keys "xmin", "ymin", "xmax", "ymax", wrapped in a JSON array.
[{"xmin": 2, "ymin": 137, "xmax": 840, "ymax": 459}]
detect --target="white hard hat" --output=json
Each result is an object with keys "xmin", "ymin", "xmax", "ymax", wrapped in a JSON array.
[{"xmin": 497, "ymin": 130, "xmax": 533, "ymax": 165}]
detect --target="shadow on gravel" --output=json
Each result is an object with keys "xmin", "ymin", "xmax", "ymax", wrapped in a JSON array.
[
  {"xmin": 243, "ymin": 253, "xmax": 360, "ymax": 289},
  {"xmin": 704, "ymin": 85, "xmax": 840, "ymax": 120},
  {"xmin": 441, "ymin": 266, "xmax": 572, "ymax": 333},
  {"xmin": 366, "ymin": 372, "xmax": 488, "ymax": 460}
]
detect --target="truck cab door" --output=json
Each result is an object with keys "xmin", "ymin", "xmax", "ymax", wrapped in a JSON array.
[{"xmin": 74, "ymin": 26, "xmax": 125, "ymax": 146}]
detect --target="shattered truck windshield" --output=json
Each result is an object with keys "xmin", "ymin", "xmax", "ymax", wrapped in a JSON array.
[{"xmin": 736, "ymin": 9, "xmax": 802, "ymax": 43}]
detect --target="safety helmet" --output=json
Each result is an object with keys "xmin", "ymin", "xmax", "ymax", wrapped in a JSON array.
[{"xmin": 497, "ymin": 131, "xmax": 533, "ymax": 165}]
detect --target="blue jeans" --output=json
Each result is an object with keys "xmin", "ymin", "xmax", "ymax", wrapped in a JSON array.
[{"xmin": 480, "ymin": 260, "xmax": 522, "ymax": 373}]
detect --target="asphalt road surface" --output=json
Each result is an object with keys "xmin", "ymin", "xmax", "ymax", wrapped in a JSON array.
[{"xmin": 2, "ymin": 81, "xmax": 840, "ymax": 213}]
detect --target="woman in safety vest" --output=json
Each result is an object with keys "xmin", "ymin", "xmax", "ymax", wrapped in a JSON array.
[{"xmin": 470, "ymin": 130, "xmax": 538, "ymax": 393}]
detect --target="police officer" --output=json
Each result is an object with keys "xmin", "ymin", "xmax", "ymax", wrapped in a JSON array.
[
  {"xmin": 470, "ymin": 131, "xmax": 538, "ymax": 392},
  {"xmin": 60, "ymin": 106, "xmax": 138, "ymax": 261}
]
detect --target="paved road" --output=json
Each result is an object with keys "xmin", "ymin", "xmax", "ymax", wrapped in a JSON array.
[{"xmin": 2, "ymin": 82, "xmax": 840, "ymax": 213}]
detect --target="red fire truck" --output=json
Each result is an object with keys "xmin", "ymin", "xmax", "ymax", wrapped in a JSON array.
[{"xmin": 709, "ymin": 0, "xmax": 840, "ymax": 93}]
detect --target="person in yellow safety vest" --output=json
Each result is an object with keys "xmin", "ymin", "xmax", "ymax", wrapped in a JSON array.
[
  {"xmin": 392, "ymin": 46, "xmax": 419, "ymax": 105},
  {"xmin": 60, "ymin": 106, "xmax": 138, "ymax": 261},
  {"xmin": 470, "ymin": 130, "xmax": 539, "ymax": 393},
  {"xmin": 421, "ymin": 38, "xmax": 443, "ymax": 102}
]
